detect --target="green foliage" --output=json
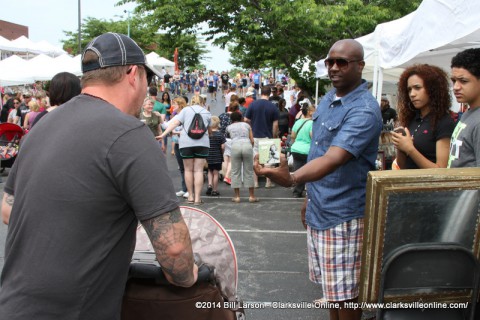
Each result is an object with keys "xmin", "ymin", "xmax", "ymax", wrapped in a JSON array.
[
  {"xmin": 61, "ymin": 15, "xmax": 208, "ymax": 69},
  {"xmin": 117, "ymin": 0, "xmax": 420, "ymax": 94}
]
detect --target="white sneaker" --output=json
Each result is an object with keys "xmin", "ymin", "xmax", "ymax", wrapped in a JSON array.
[
  {"xmin": 176, "ymin": 190, "xmax": 186, "ymax": 197},
  {"xmin": 183, "ymin": 192, "xmax": 189, "ymax": 198}
]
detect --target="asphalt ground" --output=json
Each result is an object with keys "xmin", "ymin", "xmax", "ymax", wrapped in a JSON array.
[{"xmin": 0, "ymin": 92, "xmax": 335, "ymax": 319}]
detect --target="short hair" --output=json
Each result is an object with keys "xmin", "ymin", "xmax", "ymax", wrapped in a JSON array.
[
  {"xmin": 81, "ymin": 51, "xmax": 143, "ymax": 87},
  {"xmin": 228, "ymin": 101, "xmax": 240, "ymax": 112},
  {"xmin": 148, "ymin": 86, "xmax": 158, "ymax": 97},
  {"xmin": 143, "ymin": 97, "xmax": 155, "ymax": 106},
  {"xmin": 451, "ymin": 48, "xmax": 480, "ymax": 79},
  {"xmin": 35, "ymin": 91, "xmax": 46, "ymax": 100},
  {"xmin": 49, "ymin": 72, "xmax": 82, "ymax": 106},
  {"xmin": 190, "ymin": 95, "xmax": 202, "ymax": 106},
  {"xmin": 238, "ymin": 97, "xmax": 246, "ymax": 105},
  {"xmin": 210, "ymin": 116, "xmax": 220, "ymax": 128},
  {"xmin": 173, "ymin": 97, "xmax": 187, "ymax": 110},
  {"xmin": 230, "ymin": 111, "xmax": 242, "ymax": 123},
  {"xmin": 261, "ymin": 86, "xmax": 271, "ymax": 96},
  {"xmin": 28, "ymin": 100, "xmax": 40, "ymax": 112}
]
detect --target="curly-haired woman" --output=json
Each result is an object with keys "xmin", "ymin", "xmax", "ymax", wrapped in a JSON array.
[{"xmin": 392, "ymin": 64, "xmax": 455, "ymax": 169}]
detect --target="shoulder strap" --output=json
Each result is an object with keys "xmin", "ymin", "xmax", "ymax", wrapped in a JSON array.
[{"xmin": 295, "ymin": 119, "xmax": 312, "ymax": 135}]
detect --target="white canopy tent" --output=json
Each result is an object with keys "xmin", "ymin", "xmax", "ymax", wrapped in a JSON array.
[
  {"xmin": 0, "ymin": 55, "xmax": 34, "ymax": 86},
  {"xmin": 0, "ymin": 54, "xmax": 82, "ymax": 86},
  {"xmin": 360, "ymin": 0, "xmax": 480, "ymax": 101},
  {"xmin": 0, "ymin": 35, "xmax": 66, "ymax": 57},
  {"xmin": 146, "ymin": 52, "xmax": 174, "ymax": 74},
  {"xmin": 0, "ymin": 35, "xmax": 20, "ymax": 52},
  {"xmin": 315, "ymin": 0, "xmax": 480, "ymax": 105}
]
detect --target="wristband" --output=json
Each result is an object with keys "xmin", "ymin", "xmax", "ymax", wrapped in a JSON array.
[{"xmin": 290, "ymin": 172, "xmax": 297, "ymax": 187}]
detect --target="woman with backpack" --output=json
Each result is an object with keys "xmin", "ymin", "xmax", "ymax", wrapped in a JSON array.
[{"xmin": 158, "ymin": 95, "xmax": 212, "ymax": 205}]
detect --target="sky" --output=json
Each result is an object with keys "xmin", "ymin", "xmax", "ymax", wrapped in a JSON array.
[{"xmin": 1, "ymin": 0, "xmax": 233, "ymax": 71}]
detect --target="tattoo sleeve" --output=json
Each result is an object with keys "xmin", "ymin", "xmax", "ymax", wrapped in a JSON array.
[
  {"xmin": 142, "ymin": 208, "xmax": 195, "ymax": 287},
  {"xmin": 2, "ymin": 193, "xmax": 14, "ymax": 225}
]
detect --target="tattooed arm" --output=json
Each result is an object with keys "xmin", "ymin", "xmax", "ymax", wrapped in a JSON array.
[
  {"xmin": 142, "ymin": 207, "xmax": 198, "ymax": 287},
  {"xmin": 2, "ymin": 192, "xmax": 14, "ymax": 225}
]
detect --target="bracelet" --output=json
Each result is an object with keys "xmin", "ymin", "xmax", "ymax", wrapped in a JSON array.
[{"xmin": 290, "ymin": 172, "xmax": 297, "ymax": 187}]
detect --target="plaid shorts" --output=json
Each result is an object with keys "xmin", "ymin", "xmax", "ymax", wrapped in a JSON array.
[{"xmin": 307, "ymin": 218, "xmax": 364, "ymax": 301}]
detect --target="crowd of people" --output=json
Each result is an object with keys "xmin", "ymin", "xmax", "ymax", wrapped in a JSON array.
[
  {"xmin": 1, "ymin": 30, "xmax": 480, "ymax": 320},
  {"xmin": 156, "ymin": 67, "xmax": 293, "ymax": 100}
]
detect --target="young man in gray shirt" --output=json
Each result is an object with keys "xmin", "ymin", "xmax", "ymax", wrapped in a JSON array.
[{"xmin": 448, "ymin": 48, "xmax": 480, "ymax": 168}]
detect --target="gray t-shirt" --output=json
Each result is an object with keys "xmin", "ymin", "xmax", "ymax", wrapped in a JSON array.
[
  {"xmin": 226, "ymin": 122, "xmax": 251, "ymax": 143},
  {"xmin": 448, "ymin": 107, "xmax": 480, "ymax": 168},
  {"xmin": 174, "ymin": 105, "xmax": 211, "ymax": 148},
  {"xmin": 0, "ymin": 94, "xmax": 179, "ymax": 319}
]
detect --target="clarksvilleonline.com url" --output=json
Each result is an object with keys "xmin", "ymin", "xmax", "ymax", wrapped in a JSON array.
[
  {"xmin": 345, "ymin": 301, "xmax": 469, "ymax": 309},
  {"xmin": 195, "ymin": 301, "xmax": 469, "ymax": 309}
]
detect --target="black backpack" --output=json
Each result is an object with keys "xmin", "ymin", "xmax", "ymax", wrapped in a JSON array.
[{"xmin": 186, "ymin": 107, "xmax": 207, "ymax": 139}]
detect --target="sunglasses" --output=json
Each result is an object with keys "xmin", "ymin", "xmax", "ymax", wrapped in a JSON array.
[
  {"xmin": 127, "ymin": 65, "xmax": 154, "ymax": 84},
  {"xmin": 324, "ymin": 58, "xmax": 362, "ymax": 69}
]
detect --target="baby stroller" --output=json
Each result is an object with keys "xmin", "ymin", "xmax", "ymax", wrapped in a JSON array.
[
  {"xmin": 122, "ymin": 206, "xmax": 245, "ymax": 320},
  {"xmin": 0, "ymin": 123, "xmax": 24, "ymax": 172}
]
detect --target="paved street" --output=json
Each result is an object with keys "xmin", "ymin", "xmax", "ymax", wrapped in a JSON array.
[{"xmin": 0, "ymin": 93, "xmax": 331, "ymax": 319}]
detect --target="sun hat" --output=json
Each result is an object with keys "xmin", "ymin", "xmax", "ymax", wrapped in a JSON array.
[
  {"xmin": 81, "ymin": 32, "xmax": 161, "ymax": 78},
  {"xmin": 246, "ymin": 91, "xmax": 254, "ymax": 97}
]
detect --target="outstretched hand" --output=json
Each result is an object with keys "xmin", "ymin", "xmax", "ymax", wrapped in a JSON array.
[{"xmin": 253, "ymin": 153, "xmax": 293, "ymax": 187}]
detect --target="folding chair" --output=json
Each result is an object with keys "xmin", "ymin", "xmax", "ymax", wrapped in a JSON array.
[{"xmin": 377, "ymin": 243, "xmax": 480, "ymax": 320}]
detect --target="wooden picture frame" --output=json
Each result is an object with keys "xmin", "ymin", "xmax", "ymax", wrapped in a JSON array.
[{"xmin": 359, "ymin": 168, "xmax": 480, "ymax": 303}]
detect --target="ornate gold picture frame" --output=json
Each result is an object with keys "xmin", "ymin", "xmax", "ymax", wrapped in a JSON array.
[{"xmin": 359, "ymin": 168, "xmax": 480, "ymax": 303}]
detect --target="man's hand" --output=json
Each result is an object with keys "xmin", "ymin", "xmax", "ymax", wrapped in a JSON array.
[
  {"xmin": 300, "ymin": 198, "xmax": 307, "ymax": 229},
  {"xmin": 253, "ymin": 153, "xmax": 293, "ymax": 187}
]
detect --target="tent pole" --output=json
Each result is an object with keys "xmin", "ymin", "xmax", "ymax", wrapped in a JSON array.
[
  {"xmin": 372, "ymin": 53, "xmax": 379, "ymax": 99},
  {"xmin": 377, "ymin": 68, "xmax": 384, "ymax": 104},
  {"xmin": 315, "ymin": 79, "xmax": 319, "ymax": 106}
]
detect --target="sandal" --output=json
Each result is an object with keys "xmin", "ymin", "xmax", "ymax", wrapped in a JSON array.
[
  {"xmin": 194, "ymin": 200, "xmax": 204, "ymax": 206},
  {"xmin": 249, "ymin": 197, "xmax": 259, "ymax": 203},
  {"xmin": 231, "ymin": 197, "xmax": 240, "ymax": 203},
  {"xmin": 186, "ymin": 199, "xmax": 194, "ymax": 204}
]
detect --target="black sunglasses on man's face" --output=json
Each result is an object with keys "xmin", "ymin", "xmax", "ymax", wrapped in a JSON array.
[{"xmin": 324, "ymin": 58, "xmax": 362, "ymax": 69}]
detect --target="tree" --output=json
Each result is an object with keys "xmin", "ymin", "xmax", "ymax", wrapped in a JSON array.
[
  {"xmin": 118, "ymin": 0, "xmax": 420, "ymax": 94},
  {"xmin": 61, "ymin": 16, "xmax": 208, "ymax": 69}
]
